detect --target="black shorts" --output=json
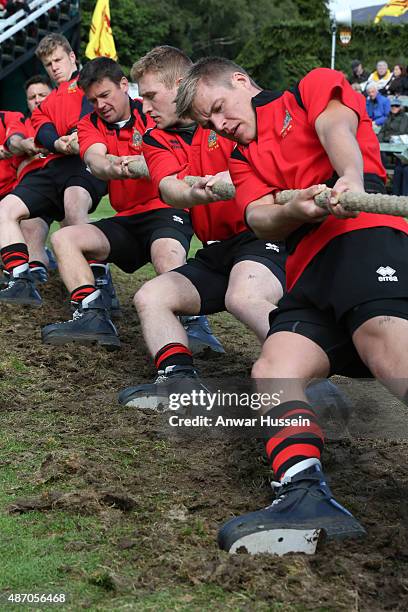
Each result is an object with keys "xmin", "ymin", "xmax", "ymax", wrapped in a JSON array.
[
  {"xmin": 92, "ymin": 208, "xmax": 193, "ymax": 273},
  {"xmin": 175, "ymin": 231, "xmax": 287, "ymax": 314},
  {"xmin": 268, "ymin": 227, "xmax": 408, "ymax": 377},
  {"xmin": 12, "ymin": 157, "xmax": 107, "ymax": 222}
]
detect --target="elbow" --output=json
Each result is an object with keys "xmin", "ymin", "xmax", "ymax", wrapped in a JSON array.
[{"xmin": 245, "ymin": 207, "xmax": 270, "ymax": 239}]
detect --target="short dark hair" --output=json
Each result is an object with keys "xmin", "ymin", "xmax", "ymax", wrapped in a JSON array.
[
  {"xmin": 24, "ymin": 74, "xmax": 52, "ymax": 92},
  {"xmin": 78, "ymin": 57, "xmax": 125, "ymax": 92}
]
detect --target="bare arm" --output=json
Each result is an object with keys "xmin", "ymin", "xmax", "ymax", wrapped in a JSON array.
[
  {"xmin": 8, "ymin": 135, "xmax": 47, "ymax": 156},
  {"xmin": 315, "ymin": 98, "xmax": 364, "ymax": 216},
  {"xmin": 159, "ymin": 173, "xmax": 225, "ymax": 209},
  {"xmin": 84, "ymin": 143, "xmax": 141, "ymax": 180},
  {"xmin": 246, "ymin": 186, "xmax": 330, "ymax": 240}
]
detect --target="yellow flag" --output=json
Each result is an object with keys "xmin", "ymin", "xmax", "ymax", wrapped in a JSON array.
[
  {"xmin": 374, "ymin": 0, "xmax": 408, "ymax": 23},
  {"xmin": 85, "ymin": 0, "xmax": 118, "ymax": 61}
]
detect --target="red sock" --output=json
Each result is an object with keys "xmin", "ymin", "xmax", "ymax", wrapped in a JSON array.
[
  {"xmin": 154, "ymin": 343, "xmax": 193, "ymax": 372},
  {"xmin": 70, "ymin": 285, "xmax": 98, "ymax": 306},
  {"xmin": 1, "ymin": 243, "xmax": 29, "ymax": 274},
  {"xmin": 263, "ymin": 401, "xmax": 324, "ymax": 481}
]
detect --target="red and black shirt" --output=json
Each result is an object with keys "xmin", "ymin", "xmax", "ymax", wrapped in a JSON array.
[
  {"xmin": 143, "ymin": 124, "xmax": 247, "ymax": 242},
  {"xmin": 78, "ymin": 98, "xmax": 164, "ymax": 216},
  {"xmin": 21, "ymin": 73, "xmax": 92, "ymax": 180},
  {"xmin": 229, "ymin": 68, "xmax": 408, "ymax": 290},
  {"xmin": 0, "ymin": 110, "xmax": 24, "ymax": 196}
]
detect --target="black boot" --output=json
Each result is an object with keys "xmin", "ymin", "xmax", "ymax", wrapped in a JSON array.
[
  {"xmin": 42, "ymin": 293, "xmax": 120, "ymax": 349},
  {"xmin": 0, "ymin": 269, "xmax": 42, "ymax": 306}
]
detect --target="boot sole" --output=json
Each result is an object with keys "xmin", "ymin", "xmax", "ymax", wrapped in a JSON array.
[
  {"xmin": 0, "ymin": 297, "xmax": 42, "ymax": 307},
  {"xmin": 42, "ymin": 332, "xmax": 121, "ymax": 350},
  {"xmin": 219, "ymin": 517, "xmax": 366, "ymax": 556},
  {"xmin": 227, "ymin": 528, "xmax": 321, "ymax": 555},
  {"xmin": 119, "ymin": 394, "xmax": 169, "ymax": 411}
]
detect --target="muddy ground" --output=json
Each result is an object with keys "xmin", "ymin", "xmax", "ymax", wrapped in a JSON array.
[{"xmin": 1, "ymin": 267, "xmax": 408, "ymax": 611}]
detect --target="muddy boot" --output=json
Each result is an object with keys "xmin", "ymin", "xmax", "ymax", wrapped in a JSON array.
[
  {"xmin": 92, "ymin": 263, "xmax": 121, "ymax": 319},
  {"xmin": 0, "ymin": 269, "xmax": 42, "ymax": 307},
  {"xmin": 306, "ymin": 379, "xmax": 352, "ymax": 425},
  {"xmin": 41, "ymin": 292, "xmax": 120, "ymax": 350},
  {"xmin": 218, "ymin": 460, "xmax": 365, "ymax": 555},
  {"xmin": 180, "ymin": 315, "xmax": 225, "ymax": 356},
  {"xmin": 29, "ymin": 265, "xmax": 48, "ymax": 285},
  {"xmin": 118, "ymin": 365, "xmax": 209, "ymax": 411}
]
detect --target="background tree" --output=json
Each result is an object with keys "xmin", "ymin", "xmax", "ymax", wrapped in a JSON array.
[{"xmin": 80, "ymin": 0, "xmax": 407, "ymax": 90}]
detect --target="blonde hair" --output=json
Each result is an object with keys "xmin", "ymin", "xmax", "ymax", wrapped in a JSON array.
[{"xmin": 130, "ymin": 46, "xmax": 192, "ymax": 89}]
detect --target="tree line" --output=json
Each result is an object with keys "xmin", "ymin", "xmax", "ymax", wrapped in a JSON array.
[{"xmin": 80, "ymin": 0, "xmax": 407, "ymax": 90}]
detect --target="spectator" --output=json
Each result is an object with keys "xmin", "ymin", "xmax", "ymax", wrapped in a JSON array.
[
  {"xmin": 377, "ymin": 97, "xmax": 408, "ymax": 142},
  {"xmin": 377, "ymin": 97, "xmax": 408, "ymax": 197},
  {"xmin": 366, "ymin": 82, "xmax": 391, "ymax": 126},
  {"xmin": 366, "ymin": 60, "xmax": 392, "ymax": 94},
  {"xmin": 383, "ymin": 64, "xmax": 408, "ymax": 96},
  {"xmin": 348, "ymin": 59, "xmax": 369, "ymax": 88}
]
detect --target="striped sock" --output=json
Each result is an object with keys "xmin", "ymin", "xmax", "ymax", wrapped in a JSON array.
[
  {"xmin": 1, "ymin": 243, "xmax": 29, "ymax": 276},
  {"xmin": 154, "ymin": 342, "xmax": 194, "ymax": 372},
  {"xmin": 70, "ymin": 285, "xmax": 98, "ymax": 307},
  {"xmin": 263, "ymin": 400, "xmax": 324, "ymax": 481}
]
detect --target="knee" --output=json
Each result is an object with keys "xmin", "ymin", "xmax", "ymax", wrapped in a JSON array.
[
  {"xmin": 251, "ymin": 354, "xmax": 276, "ymax": 379},
  {"xmin": 63, "ymin": 199, "xmax": 90, "ymax": 225},
  {"xmin": 0, "ymin": 199, "xmax": 20, "ymax": 223},
  {"xmin": 224, "ymin": 289, "xmax": 245, "ymax": 319},
  {"xmin": 134, "ymin": 279, "xmax": 170, "ymax": 314},
  {"xmin": 51, "ymin": 227, "xmax": 77, "ymax": 254},
  {"xmin": 151, "ymin": 241, "xmax": 186, "ymax": 274}
]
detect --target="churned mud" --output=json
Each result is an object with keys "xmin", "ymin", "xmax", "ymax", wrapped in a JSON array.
[{"xmin": 1, "ymin": 267, "xmax": 408, "ymax": 610}]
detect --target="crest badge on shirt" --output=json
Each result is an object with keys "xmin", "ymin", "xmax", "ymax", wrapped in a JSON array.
[
  {"xmin": 68, "ymin": 80, "xmax": 78, "ymax": 94},
  {"xmin": 280, "ymin": 110, "xmax": 293, "ymax": 138},
  {"xmin": 208, "ymin": 130, "xmax": 218, "ymax": 150},
  {"xmin": 132, "ymin": 128, "xmax": 143, "ymax": 148}
]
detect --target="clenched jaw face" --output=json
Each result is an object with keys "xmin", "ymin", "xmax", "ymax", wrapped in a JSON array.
[{"xmin": 191, "ymin": 72, "xmax": 258, "ymax": 145}]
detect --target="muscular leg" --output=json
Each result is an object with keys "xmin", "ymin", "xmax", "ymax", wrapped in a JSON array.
[
  {"xmin": 0, "ymin": 194, "xmax": 30, "ymax": 248},
  {"xmin": 150, "ymin": 237, "xmax": 187, "ymax": 274},
  {"xmin": 63, "ymin": 186, "xmax": 93, "ymax": 226},
  {"xmin": 134, "ymin": 271, "xmax": 201, "ymax": 356},
  {"xmin": 149, "ymin": 238, "xmax": 224, "ymax": 355},
  {"xmin": 50, "ymin": 224, "xmax": 111, "ymax": 292},
  {"xmin": 42, "ymin": 224, "xmax": 119, "ymax": 348},
  {"xmin": 353, "ymin": 315, "xmax": 408, "ymax": 399},
  {"xmin": 225, "ymin": 260, "xmax": 283, "ymax": 342},
  {"xmin": 252, "ymin": 331, "xmax": 331, "ymax": 407},
  {"xmin": 218, "ymin": 331, "xmax": 364, "ymax": 555},
  {"xmin": 21, "ymin": 218, "xmax": 49, "ymax": 265}
]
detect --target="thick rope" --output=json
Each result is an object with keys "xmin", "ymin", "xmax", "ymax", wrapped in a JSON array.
[
  {"xmin": 274, "ymin": 189, "xmax": 408, "ymax": 216},
  {"xmin": 110, "ymin": 157, "xmax": 408, "ymax": 217}
]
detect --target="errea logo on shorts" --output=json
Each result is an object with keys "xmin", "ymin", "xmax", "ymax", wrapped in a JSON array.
[
  {"xmin": 172, "ymin": 215, "xmax": 184, "ymax": 224},
  {"xmin": 377, "ymin": 266, "xmax": 398, "ymax": 282},
  {"xmin": 266, "ymin": 243, "xmax": 280, "ymax": 252}
]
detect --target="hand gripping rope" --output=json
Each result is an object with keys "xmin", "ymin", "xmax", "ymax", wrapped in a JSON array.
[{"xmin": 107, "ymin": 156, "xmax": 408, "ymax": 217}]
